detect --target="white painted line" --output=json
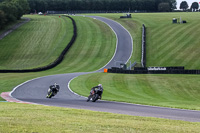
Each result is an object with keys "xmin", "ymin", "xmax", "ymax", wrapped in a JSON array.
[{"xmin": 68, "ymin": 76, "xmax": 88, "ymax": 99}]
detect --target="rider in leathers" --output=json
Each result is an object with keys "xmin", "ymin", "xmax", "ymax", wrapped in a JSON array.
[
  {"xmin": 46, "ymin": 83, "xmax": 60, "ymax": 98},
  {"xmin": 87, "ymin": 84, "xmax": 103, "ymax": 101}
]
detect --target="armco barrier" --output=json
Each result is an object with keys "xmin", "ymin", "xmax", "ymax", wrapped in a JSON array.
[
  {"xmin": 0, "ymin": 16, "xmax": 77, "ymax": 73},
  {"xmin": 141, "ymin": 24, "xmax": 146, "ymax": 68}
]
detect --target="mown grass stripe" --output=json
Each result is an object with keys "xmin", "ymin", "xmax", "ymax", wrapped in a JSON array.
[
  {"xmin": 0, "ymin": 15, "xmax": 73, "ymax": 70},
  {"xmin": 157, "ymin": 23, "xmax": 200, "ymax": 66},
  {"xmin": 162, "ymin": 35, "xmax": 198, "ymax": 66},
  {"xmin": 150, "ymin": 24, "xmax": 190, "ymax": 58},
  {"xmin": 77, "ymin": 18, "xmax": 101, "ymax": 70},
  {"xmin": 153, "ymin": 25, "xmax": 189, "ymax": 51},
  {"xmin": 143, "ymin": 13, "xmax": 200, "ymax": 68}
]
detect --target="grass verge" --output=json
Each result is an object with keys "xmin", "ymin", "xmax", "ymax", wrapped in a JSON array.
[
  {"xmin": 0, "ymin": 102, "xmax": 200, "ymax": 133},
  {"xmin": 70, "ymin": 73, "xmax": 200, "ymax": 110}
]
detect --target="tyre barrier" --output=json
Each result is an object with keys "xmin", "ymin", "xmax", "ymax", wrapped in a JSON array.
[
  {"xmin": 108, "ymin": 67, "xmax": 200, "ymax": 75},
  {"xmin": 0, "ymin": 16, "xmax": 77, "ymax": 73}
]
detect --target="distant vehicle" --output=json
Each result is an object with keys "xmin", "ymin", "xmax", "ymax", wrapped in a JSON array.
[{"xmin": 38, "ymin": 12, "xmax": 43, "ymax": 15}]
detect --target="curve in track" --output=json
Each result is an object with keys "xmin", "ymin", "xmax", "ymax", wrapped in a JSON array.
[{"xmin": 10, "ymin": 16, "xmax": 200, "ymax": 122}]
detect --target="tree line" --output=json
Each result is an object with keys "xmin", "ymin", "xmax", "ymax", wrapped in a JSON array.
[
  {"xmin": 0, "ymin": 0, "xmax": 177, "ymax": 29},
  {"xmin": 0, "ymin": 0, "xmax": 29, "ymax": 29},
  {"xmin": 180, "ymin": 1, "xmax": 199, "ymax": 12},
  {"xmin": 27, "ymin": 0, "xmax": 176, "ymax": 13}
]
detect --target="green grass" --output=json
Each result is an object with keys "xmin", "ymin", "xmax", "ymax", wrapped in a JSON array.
[
  {"xmin": 87, "ymin": 13, "xmax": 142, "ymax": 67},
  {"xmin": 54, "ymin": 15, "xmax": 116, "ymax": 73},
  {"xmin": 1, "ymin": 13, "xmax": 200, "ymax": 132},
  {"xmin": 135, "ymin": 12, "xmax": 200, "ymax": 69},
  {"xmin": 89, "ymin": 13, "xmax": 200, "ymax": 69},
  {"xmin": 1, "ymin": 102, "xmax": 200, "ymax": 133},
  {"xmin": 0, "ymin": 15, "xmax": 116, "ymax": 72},
  {"xmin": 0, "ymin": 15, "xmax": 73, "ymax": 69},
  {"xmin": 71, "ymin": 73, "xmax": 200, "ymax": 110},
  {"xmin": 0, "ymin": 14, "xmax": 116, "ymax": 100},
  {"xmin": 0, "ymin": 19, "xmax": 25, "ymax": 35}
]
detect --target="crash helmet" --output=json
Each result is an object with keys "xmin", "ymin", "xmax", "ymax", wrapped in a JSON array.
[
  {"xmin": 98, "ymin": 84, "xmax": 102, "ymax": 87},
  {"xmin": 54, "ymin": 83, "xmax": 57, "ymax": 87}
]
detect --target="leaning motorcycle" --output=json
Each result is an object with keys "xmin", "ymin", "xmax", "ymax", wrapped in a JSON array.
[
  {"xmin": 87, "ymin": 89, "xmax": 103, "ymax": 102},
  {"xmin": 46, "ymin": 88, "xmax": 58, "ymax": 98}
]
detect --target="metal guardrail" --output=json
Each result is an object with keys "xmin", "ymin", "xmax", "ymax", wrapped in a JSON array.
[
  {"xmin": 141, "ymin": 24, "xmax": 146, "ymax": 68},
  {"xmin": 127, "ymin": 61, "xmax": 137, "ymax": 70}
]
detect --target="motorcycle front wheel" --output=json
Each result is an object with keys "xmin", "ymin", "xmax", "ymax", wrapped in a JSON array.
[
  {"xmin": 46, "ymin": 92, "xmax": 53, "ymax": 98},
  {"xmin": 92, "ymin": 94, "xmax": 99, "ymax": 102}
]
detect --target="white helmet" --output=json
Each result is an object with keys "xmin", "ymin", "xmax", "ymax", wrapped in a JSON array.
[
  {"xmin": 98, "ymin": 84, "xmax": 102, "ymax": 87},
  {"xmin": 54, "ymin": 83, "xmax": 57, "ymax": 87}
]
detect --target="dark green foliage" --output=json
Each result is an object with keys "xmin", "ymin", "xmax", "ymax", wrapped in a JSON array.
[
  {"xmin": 158, "ymin": 2, "xmax": 170, "ymax": 12},
  {"xmin": 27, "ymin": 0, "xmax": 176, "ymax": 13},
  {"xmin": 0, "ymin": 10, "xmax": 6, "ymax": 29},
  {"xmin": 180, "ymin": 1, "xmax": 188, "ymax": 11},
  {"xmin": 0, "ymin": 0, "xmax": 29, "ymax": 29},
  {"xmin": 191, "ymin": 2, "xmax": 199, "ymax": 12}
]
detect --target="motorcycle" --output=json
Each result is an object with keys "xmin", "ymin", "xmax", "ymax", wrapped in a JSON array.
[
  {"xmin": 46, "ymin": 85, "xmax": 59, "ymax": 98},
  {"xmin": 87, "ymin": 88, "xmax": 103, "ymax": 102}
]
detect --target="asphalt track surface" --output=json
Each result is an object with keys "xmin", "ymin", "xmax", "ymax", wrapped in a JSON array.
[{"xmin": 11, "ymin": 16, "xmax": 200, "ymax": 122}]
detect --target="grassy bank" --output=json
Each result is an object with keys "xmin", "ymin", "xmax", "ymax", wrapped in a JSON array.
[
  {"xmin": 1, "ymin": 13, "xmax": 200, "ymax": 132},
  {"xmin": 89, "ymin": 13, "xmax": 142, "ymax": 67},
  {"xmin": 1, "ymin": 102, "xmax": 200, "ymax": 133},
  {"xmin": 0, "ymin": 15, "xmax": 73, "ymax": 69},
  {"xmin": 70, "ymin": 73, "xmax": 200, "ymax": 110},
  {"xmin": 0, "ymin": 19, "xmax": 25, "ymax": 35},
  {"xmin": 0, "ymin": 14, "xmax": 116, "ymax": 100},
  {"xmin": 91, "ymin": 12, "xmax": 200, "ymax": 69}
]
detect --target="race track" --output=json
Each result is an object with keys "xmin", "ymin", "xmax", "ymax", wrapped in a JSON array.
[{"xmin": 10, "ymin": 16, "xmax": 200, "ymax": 122}]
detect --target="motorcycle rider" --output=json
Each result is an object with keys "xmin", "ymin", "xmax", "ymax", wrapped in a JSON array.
[
  {"xmin": 92, "ymin": 84, "xmax": 103, "ymax": 99},
  {"xmin": 87, "ymin": 84, "xmax": 103, "ymax": 101},
  {"xmin": 46, "ymin": 83, "xmax": 60, "ymax": 98}
]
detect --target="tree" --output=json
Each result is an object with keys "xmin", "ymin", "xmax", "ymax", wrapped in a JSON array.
[
  {"xmin": 191, "ymin": 2, "xmax": 199, "ymax": 12},
  {"xmin": 17, "ymin": 0, "xmax": 30, "ymax": 14},
  {"xmin": 180, "ymin": 1, "xmax": 188, "ymax": 11},
  {"xmin": 169, "ymin": 0, "xmax": 177, "ymax": 10},
  {"xmin": 158, "ymin": 2, "xmax": 170, "ymax": 12},
  {"xmin": 143, "ymin": 0, "xmax": 157, "ymax": 12},
  {"xmin": 25, "ymin": 0, "xmax": 178, "ymax": 13},
  {"xmin": 0, "ymin": 10, "xmax": 6, "ymax": 29},
  {"xmin": 0, "ymin": 1, "xmax": 17, "ymax": 22},
  {"xmin": 154, "ymin": 0, "xmax": 176, "ymax": 12},
  {"xmin": 0, "ymin": 0, "xmax": 29, "ymax": 27}
]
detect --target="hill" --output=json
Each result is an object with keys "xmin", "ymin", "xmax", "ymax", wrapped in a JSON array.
[{"xmin": 96, "ymin": 12, "xmax": 200, "ymax": 69}]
